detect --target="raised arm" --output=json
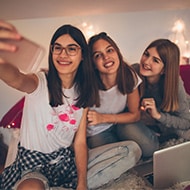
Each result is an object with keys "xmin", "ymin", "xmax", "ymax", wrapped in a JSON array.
[
  {"xmin": 0, "ymin": 20, "xmax": 21, "ymax": 53},
  {"xmin": 0, "ymin": 20, "xmax": 38, "ymax": 93}
]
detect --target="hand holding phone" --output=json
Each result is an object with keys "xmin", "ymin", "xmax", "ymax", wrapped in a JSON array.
[{"xmin": 0, "ymin": 37, "xmax": 45, "ymax": 73}]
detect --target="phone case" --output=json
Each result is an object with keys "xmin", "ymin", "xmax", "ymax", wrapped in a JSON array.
[{"xmin": 0, "ymin": 38, "xmax": 45, "ymax": 73}]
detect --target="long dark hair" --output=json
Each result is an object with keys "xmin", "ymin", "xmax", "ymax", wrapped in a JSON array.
[
  {"xmin": 47, "ymin": 24, "xmax": 99, "ymax": 108},
  {"xmin": 88, "ymin": 32, "xmax": 138, "ymax": 94}
]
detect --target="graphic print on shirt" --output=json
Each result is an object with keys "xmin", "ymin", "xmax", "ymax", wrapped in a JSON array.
[{"xmin": 45, "ymin": 103, "xmax": 83, "ymax": 147}]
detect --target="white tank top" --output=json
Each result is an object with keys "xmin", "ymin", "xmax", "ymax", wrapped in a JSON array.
[
  {"xmin": 20, "ymin": 72, "xmax": 83, "ymax": 153},
  {"xmin": 87, "ymin": 76, "xmax": 141, "ymax": 136}
]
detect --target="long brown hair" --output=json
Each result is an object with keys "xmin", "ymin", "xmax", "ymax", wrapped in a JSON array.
[
  {"xmin": 142, "ymin": 39, "xmax": 180, "ymax": 112},
  {"xmin": 47, "ymin": 24, "xmax": 99, "ymax": 108},
  {"xmin": 88, "ymin": 32, "xmax": 138, "ymax": 96}
]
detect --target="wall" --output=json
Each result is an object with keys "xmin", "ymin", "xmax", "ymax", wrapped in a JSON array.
[{"xmin": 0, "ymin": 9, "xmax": 190, "ymax": 120}]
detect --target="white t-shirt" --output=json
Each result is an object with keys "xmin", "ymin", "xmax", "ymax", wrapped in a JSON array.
[
  {"xmin": 20, "ymin": 72, "xmax": 83, "ymax": 153},
  {"xmin": 87, "ymin": 76, "xmax": 142, "ymax": 137}
]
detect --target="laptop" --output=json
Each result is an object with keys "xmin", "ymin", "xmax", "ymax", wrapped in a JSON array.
[{"xmin": 142, "ymin": 141, "xmax": 190, "ymax": 189}]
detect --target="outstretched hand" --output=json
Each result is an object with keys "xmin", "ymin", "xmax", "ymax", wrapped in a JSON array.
[{"xmin": 0, "ymin": 20, "xmax": 21, "ymax": 63}]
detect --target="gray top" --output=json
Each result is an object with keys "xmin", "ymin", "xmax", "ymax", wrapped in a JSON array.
[
  {"xmin": 157, "ymin": 79, "xmax": 190, "ymax": 130},
  {"xmin": 132, "ymin": 63, "xmax": 190, "ymax": 138}
]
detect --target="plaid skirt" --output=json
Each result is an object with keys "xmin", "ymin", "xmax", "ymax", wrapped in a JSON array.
[{"xmin": 0, "ymin": 144, "xmax": 77, "ymax": 190}]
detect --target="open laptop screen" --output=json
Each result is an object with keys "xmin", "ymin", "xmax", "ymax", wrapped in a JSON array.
[{"xmin": 153, "ymin": 141, "xmax": 190, "ymax": 189}]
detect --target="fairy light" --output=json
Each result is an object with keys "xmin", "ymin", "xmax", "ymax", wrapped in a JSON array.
[
  {"xmin": 80, "ymin": 22, "xmax": 96, "ymax": 40},
  {"xmin": 183, "ymin": 40, "xmax": 190, "ymax": 64},
  {"xmin": 172, "ymin": 19, "xmax": 185, "ymax": 33},
  {"xmin": 7, "ymin": 125, "xmax": 11, "ymax": 128},
  {"xmin": 171, "ymin": 19, "xmax": 190, "ymax": 64}
]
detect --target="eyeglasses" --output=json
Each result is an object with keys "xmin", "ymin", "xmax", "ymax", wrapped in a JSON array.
[{"xmin": 51, "ymin": 43, "xmax": 81, "ymax": 56}]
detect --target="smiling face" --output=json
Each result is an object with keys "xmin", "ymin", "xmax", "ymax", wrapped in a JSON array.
[
  {"xmin": 92, "ymin": 39, "xmax": 120, "ymax": 76},
  {"xmin": 140, "ymin": 47, "xmax": 165, "ymax": 84},
  {"xmin": 52, "ymin": 34, "xmax": 82, "ymax": 77}
]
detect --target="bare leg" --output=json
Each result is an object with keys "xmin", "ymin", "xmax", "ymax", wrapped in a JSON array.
[{"xmin": 17, "ymin": 178, "xmax": 45, "ymax": 190}]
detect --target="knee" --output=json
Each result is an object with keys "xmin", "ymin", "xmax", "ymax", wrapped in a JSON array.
[
  {"xmin": 16, "ymin": 178, "xmax": 45, "ymax": 190},
  {"xmin": 117, "ymin": 122, "xmax": 160, "ymax": 157},
  {"xmin": 142, "ymin": 141, "xmax": 159, "ymax": 158},
  {"xmin": 117, "ymin": 122, "xmax": 143, "ymax": 140},
  {"xmin": 136, "ymin": 132, "xmax": 159, "ymax": 158}
]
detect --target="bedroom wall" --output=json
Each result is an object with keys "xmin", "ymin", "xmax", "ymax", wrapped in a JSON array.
[{"xmin": 0, "ymin": 9, "xmax": 190, "ymax": 121}]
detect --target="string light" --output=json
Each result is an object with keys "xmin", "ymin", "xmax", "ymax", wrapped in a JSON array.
[
  {"xmin": 80, "ymin": 22, "xmax": 97, "ymax": 40},
  {"xmin": 172, "ymin": 19, "xmax": 185, "ymax": 33},
  {"xmin": 170, "ymin": 19, "xmax": 190, "ymax": 64}
]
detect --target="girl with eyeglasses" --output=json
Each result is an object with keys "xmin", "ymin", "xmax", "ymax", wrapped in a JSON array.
[{"xmin": 0, "ymin": 20, "xmax": 99, "ymax": 190}]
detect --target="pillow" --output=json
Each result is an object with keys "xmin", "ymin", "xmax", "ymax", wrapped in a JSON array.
[
  {"xmin": 0, "ymin": 97, "xmax": 25, "ymax": 128},
  {"xmin": 180, "ymin": 65, "xmax": 190, "ymax": 95}
]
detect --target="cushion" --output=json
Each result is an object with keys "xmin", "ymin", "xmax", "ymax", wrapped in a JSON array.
[
  {"xmin": 0, "ymin": 97, "xmax": 25, "ymax": 128},
  {"xmin": 180, "ymin": 65, "xmax": 190, "ymax": 95}
]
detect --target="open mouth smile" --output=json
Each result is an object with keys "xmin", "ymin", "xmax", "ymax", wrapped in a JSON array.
[
  {"xmin": 104, "ymin": 61, "xmax": 114, "ymax": 68},
  {"xmin": 57, "ymin": 60, "xmax": 72, "ymax": 65},
  {"xmin": 142, "ymin": 63, "xmax": 151, "ymax": 71}
]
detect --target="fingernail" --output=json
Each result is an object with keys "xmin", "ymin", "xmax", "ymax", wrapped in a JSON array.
[
  {"xmin": 140, "ymin": 106, "xmax": 145, "ymax": 111},
  {"xmin": 10, "ymin": 45, "xmax": 17, "ymax": 52},
  {"xmin": 14, "ymin": 33, "xmax": 22, "ymax": 39}
]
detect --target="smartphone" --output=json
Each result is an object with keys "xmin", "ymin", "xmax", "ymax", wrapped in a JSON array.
[{"xmin": 0, "ymin": 38, "xmax": 45, "ymax": 73}]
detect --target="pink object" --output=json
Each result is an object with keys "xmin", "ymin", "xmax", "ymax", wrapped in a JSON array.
[
  {"xmin": 71, "ymin": 105, "xmax": 79, "ymax": 110},
  {"xmin": 180, "ymin": 65, "xmax": 190, "ymax": 95},
  {"xmin": 0, "ymin": 97, "xmax": 25, "ymax": 128},
  {"xmin": 46, "ymin": 124, "xmax": 54, "ymax": 131},
  {"xmin": 184, "ymin": 185, "xmax": 190, "ymax": 190},
  {"xmin": 59, "ymin": 114, "xmax": 69, "ymax": 122},
  {"xmin": 70, "ymin": 119, "xmax": 76, "ymax": 125}
]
